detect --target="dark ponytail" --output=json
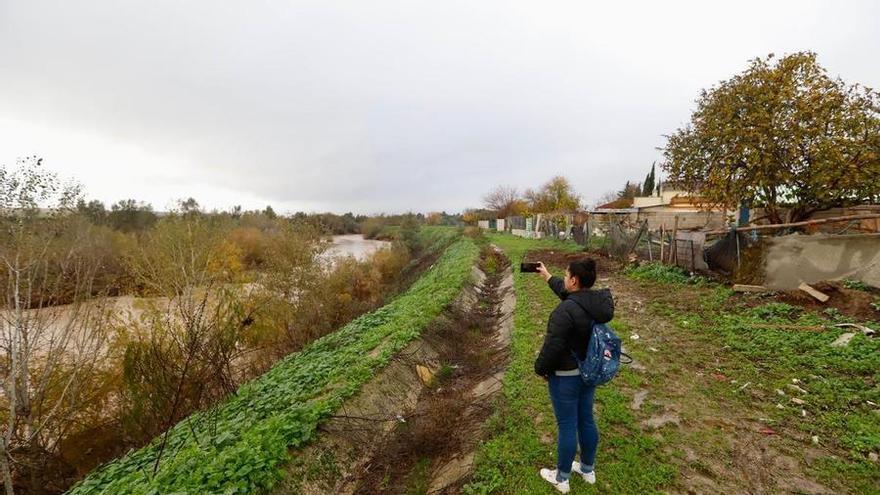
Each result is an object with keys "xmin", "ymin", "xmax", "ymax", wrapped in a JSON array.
[{"xmin": 568, "ymin": 258, "xmax": 596, "ymax": 289}]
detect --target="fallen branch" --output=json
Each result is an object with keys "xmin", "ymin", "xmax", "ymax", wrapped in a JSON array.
[
  {"xmin": 732, "ymin": 284, "xmax": 769, "ymax": 293},
  {"xmin": 747, "ymin": 324, "xmax": 826, "ymax": 332}
]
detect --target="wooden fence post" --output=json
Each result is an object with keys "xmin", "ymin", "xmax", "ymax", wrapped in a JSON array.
[
  {"xmin": 659, "ymin": 226, "xmax": 665, "ymax": 264},
  {"xmin": 585, "ymin": 219, "xmax": 590, "ymax": 249},
  {"xmin": 671, "ymin": 216, "xmax": 679, "ymax": 266}
]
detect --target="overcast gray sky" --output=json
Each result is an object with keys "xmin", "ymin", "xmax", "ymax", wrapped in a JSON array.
[{"xmin": 1, "ymin": 1, "xmax": 878, "ymax": 214}]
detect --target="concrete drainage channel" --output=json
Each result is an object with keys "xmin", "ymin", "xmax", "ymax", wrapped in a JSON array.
[{"xmin": 275, "ymin": 245, "xmax": 514, "ymax": 494}]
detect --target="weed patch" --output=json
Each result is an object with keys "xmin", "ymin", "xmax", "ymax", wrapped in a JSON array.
[
  {"xmin": 842, "ymin": 279, "xmax": 870, "ymax": 292},
  {"xmin": 624, "ymin": 262, "xmax": 708, "ymax": 285}
]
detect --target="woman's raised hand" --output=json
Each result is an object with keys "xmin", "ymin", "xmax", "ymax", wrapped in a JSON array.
[{"xmin": 536, "ymin": 262, "xmax": 552, "ymax": 281}]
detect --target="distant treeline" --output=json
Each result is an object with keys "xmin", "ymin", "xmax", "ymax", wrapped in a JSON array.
[{"xmin": 74, "ymin": 197, "xmax": 464, "ymax": 236}]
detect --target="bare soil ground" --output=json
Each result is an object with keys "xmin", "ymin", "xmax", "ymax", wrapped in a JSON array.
[
  {"xmin": 773, "ymin": 281, "xmax": 880, "ymax": 322},
  {"xmin": 522, "ymin": 248, "xmax": 601, "ymax": 269}
]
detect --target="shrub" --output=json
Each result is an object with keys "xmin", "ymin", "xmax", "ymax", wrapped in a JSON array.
[
  {"xmin": 229, "ymin": 226, "xmax": 269, "ymax": 268},
  {"xmin": 360, "ymin": 217, "xmax": 386, "ymax": 239},
  {"xmin": 842, "ymin": 279, "xmax": 870, "ymax": 291},
  {"xmin": 463, "ymin": 226, "xmax": 482, "ymax": 239},
  {"xmin": 371, "ymin": 242, "xmax": 411, "ymax": 284},
  {"xmin": 118, "ymin": 215, "xmax": 264, "ymax": 446}
]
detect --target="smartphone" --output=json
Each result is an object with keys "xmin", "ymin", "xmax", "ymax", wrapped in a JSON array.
[{"xmin": 520, "ymin": 262, "xmax": 541, "ymax": 273}]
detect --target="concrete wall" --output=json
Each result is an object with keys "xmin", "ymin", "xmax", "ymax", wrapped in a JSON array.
[
  {"xmin": 763, "ymin": 233, "xmax": 880, "ymax": 289},
  {"xmin": 633, "ymin": 196, "xmax": 663, "ymax": 208},
  {"xmin": 590, "ymin": 210, "xmax": 727, "ymax": 230},
  {"xmin": 632, "ymin": 189, "xmax": 690, "ymax": 208},
  {"xmin": 635, "ymin": 208, "xmax": 731, "ymax": 230}
]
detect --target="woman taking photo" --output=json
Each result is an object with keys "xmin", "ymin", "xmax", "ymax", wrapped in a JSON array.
[{"xmin": 533, "ymin": 259, "xmax": 614, "ymax": 493}]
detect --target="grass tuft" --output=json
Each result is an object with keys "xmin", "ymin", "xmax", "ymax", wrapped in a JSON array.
[{"xmin": 623, "ymin": 262, "xmax": 708, "ymax": 285}]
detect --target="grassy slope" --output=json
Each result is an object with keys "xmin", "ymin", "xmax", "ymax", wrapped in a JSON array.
[
  {"xmin": 70, "ymin": 234, "xmax": 478, "ymax": 495},
  {"xmin": 465, "ymin": 234, "xmax": 674, "ymax": 494}
]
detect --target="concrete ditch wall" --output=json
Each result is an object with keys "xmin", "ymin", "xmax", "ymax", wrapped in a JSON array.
[{"xmin": 763, "ymin": 233, "xmax": 880, "ymax": 289}]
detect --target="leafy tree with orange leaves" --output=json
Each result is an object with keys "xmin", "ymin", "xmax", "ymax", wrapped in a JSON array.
[{"xmin": 524, "ymin": 176, "xmax": 582, "ymax": 213}]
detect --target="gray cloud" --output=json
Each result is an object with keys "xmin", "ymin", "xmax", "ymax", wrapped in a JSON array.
[{"xmin": 1, "ymin": 0, "xmax": 878, "ymax": 213}]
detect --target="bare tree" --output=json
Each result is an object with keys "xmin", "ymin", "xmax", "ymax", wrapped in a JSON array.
[
  {"xmin": 593, "ymin": 190, "xmax": 620, "ymax": 208},
  {"xmin": 0, "ymin": 157, "xmax": 111, "ymax": 494},
  {"xmin": 482, "ymin": 186, "xmax": 526, "ymax": 219}
]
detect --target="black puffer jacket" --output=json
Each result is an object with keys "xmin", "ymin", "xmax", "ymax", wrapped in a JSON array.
[{"xmin": 534, "ymin": 276, "xmax": 615, "ymax": 377}]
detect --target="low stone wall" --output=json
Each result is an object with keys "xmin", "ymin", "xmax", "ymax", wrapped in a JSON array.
[
  {"xmin": 763, "ymin": 233, "xmax": 880, "ymax": 289},
  {"xmin": 511, "ymin": 228, "xmax": 543, "ymax": 239}
]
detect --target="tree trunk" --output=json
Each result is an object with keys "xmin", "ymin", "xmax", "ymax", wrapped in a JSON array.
[
  {"xmin": 0, "ymin": 441, "xmax": 14, "ymax": 495},
  {"xmin": 27, "ymin": 439, "xmax": 39, "ymax": 495}
]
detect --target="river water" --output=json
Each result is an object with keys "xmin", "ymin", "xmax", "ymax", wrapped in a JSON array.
[
  {"xmin": 15, "ymin": 235, "xmax": 391, "ymax": 352},
  {"xmin": 324, "ymin": 234, "xmax": 392, "ymax": 261}
]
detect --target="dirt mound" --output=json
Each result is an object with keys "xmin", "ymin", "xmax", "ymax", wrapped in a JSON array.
[
  {"xmin": 523, "ymin": 248, "xmax": 617, "ymax": 274},
  {"xmin": 772, "ymin": 282, "xmax": 879, "ymax": 322}
]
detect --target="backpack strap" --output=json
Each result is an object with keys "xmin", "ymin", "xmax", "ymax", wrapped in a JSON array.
[
  {"xmin": 568, "ymin": 297, "xmax": 632, "ymax": 365},
  {"xmin": 567, "ymin": 297, "xmax": 594, "ymax": 359}
]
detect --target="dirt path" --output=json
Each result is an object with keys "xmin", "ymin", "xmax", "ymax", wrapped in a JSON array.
[{"xmin": 605, "ymin": 273, "xmax": 835, "ymax": 494}]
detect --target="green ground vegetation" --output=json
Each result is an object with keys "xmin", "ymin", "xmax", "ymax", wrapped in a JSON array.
[
  {"xmin": 69, "ymin": 236, "xmax": 479, "ymax": 495},
  {"xmin": 467, "ymin": 233, "xmax": 878, "ymax": 494},
  {"xmin": 649, "ymin": 289, "xmax": 879, "ymax": 491},
  {"xmin": 626, "ymin": 269, "xmax": 879, "ymax": 493},
  {"xmin": 465, "ymin": 234, "xmax": 675, "ymax": 494},
  {"xmin": 623, "ymin": 262, "xmax": 708, "ymax": 286}
]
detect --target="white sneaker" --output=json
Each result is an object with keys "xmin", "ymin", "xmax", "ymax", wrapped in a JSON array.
[
  {"xmin": 571, "ymin": 461, "xmax": 596, "ymax": 484},
  {"xmin": 539, "ymin": 468, "xmax": 571, "ymax": 493}
]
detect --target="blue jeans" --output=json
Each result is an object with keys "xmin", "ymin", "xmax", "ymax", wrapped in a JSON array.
[{"xmin": 548, "ymin": 375, "xmax": 598, "ymax": 477}]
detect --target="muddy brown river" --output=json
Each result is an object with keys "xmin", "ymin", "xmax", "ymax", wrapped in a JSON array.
[{"xmin": 324, "ymin": 234, "xmax": 392, "ymax": 261}]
